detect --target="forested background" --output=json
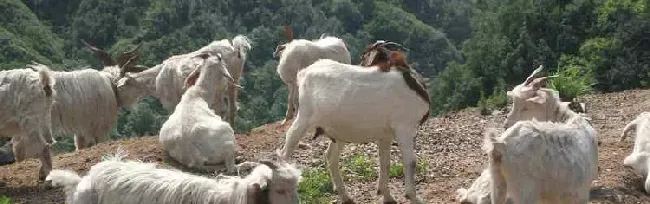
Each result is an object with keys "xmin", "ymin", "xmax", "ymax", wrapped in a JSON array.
[{"xmin": 1, "ymin": 0, "xmax": 648, "ymax": 152}]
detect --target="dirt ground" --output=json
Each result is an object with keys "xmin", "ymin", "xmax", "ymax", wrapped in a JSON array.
[{"xmin": 1, "ymin": 89, "xmax": 650, "ymax": 203}]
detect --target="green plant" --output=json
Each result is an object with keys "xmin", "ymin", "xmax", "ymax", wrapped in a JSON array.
[
  {"xmin": 548, "ymin": 57, "xmax": 595, "ymax": 101},
  {"xmin": 345, "ymin": 153, "xmax": 377, "ymax": 181},
  {"xmin": 389, "ymin": 162, "xmax": 404, "ymax": 178},
  {"xmin": 388, "ymin": 157, "xmax": 429, "ymax": 179},
  {"xmin": 297, "ymin": 168, "xmax": 334, "ymax": 204},
  {"xmin": 52, "ymin": 134, "xmax": 76, "ymax": 153},
  {"xmin": 478, "ymin": 89, "xmax": 507, "ymax": 115},
  {"xmin": 0, "ymin": 195, "xmax": 11, "ymax": 204}
]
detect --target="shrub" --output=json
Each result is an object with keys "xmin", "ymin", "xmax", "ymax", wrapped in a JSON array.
[{"xmin": 548, "ymin": 55, "xmax": 595, "ymax": 101}]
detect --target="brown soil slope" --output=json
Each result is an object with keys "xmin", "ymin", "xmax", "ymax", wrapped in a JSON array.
[{"xmin": 1, "ymin": 89, "xmax": 650, "ymax": 203}]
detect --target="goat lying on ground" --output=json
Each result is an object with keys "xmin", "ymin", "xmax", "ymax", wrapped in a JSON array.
[
  {"xmin": 0, "ymin": 64, "xmax": 56, "ymax": 181},
  {"xmin": 46, "ymin": 150, "xmax": 302, "ymax": 204},
  {"xmin": 159, "ymin": 52, "xmax": 239, "ymax": 173}
]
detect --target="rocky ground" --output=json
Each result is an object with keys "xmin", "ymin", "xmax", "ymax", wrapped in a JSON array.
[{"xmin": 1, "ymin": 89, "xmax": 650, "ymax": 203}]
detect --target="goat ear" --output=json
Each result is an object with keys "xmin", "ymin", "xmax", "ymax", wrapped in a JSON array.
[
  {"xmin": 363, "ymin": 50, "xmax": 379, "ymax": 66},
  {"xmin": 116, "ymin": 76, "xmax": 131, "ymax": 87},
  {"xmin": 273, "ymin": 44, "xmax": 286, "ymax": 58},
  {"xmin": 194, "ymin": 53, "xmax": 210, "ymax": 59},
  {"xmin": 183, "ymin": 69, "xmax": 201, "ymax": 89},
  {"xmin": 260, "ymin": 160, "xmax": 278, "ymax": 170}
]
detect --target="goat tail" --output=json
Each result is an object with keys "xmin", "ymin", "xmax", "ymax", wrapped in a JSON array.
[
  {"xmin": 27, "ymin": 62, "xmax": 56, "ymax": 97},
  {"xmin": 232, "ymin": 35, "xmax": 252, "ymax": 60},
  {"xmin": 46, "ymin": 169, "xmax": 81, "ymax": 195},
  {"xmin": 620, "ymin": 119, "xmax": 639, "ymax": 143},
  {"xmin": 482, "ymin": 128, "xmax": 500, "ymax": 157}
]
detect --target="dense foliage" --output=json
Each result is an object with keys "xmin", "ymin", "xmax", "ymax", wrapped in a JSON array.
[{"xmin": 1, "ymin": 0, "xmax": 649, "ymax": 148}]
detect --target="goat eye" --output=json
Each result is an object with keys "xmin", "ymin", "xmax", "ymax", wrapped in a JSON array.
[{"xmin": 275, "ymin": 189, "xmax": 287, "ymax": 195}]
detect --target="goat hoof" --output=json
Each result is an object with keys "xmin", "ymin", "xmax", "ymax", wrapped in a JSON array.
[
  {"xmin": 377, "ymin": 189, "xmax": 382, "ymax": 195},
  {"xmin": 383, "ymin": 201, "xmax": 397, "ymax": 204}
]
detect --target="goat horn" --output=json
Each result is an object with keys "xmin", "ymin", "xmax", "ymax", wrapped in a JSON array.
[
  {"xmin": 119, "ymin": 55, "xmax": 141, "ymax": 78},
  {"xmin": 284, "ymin": 25, "xmax": 294, "ymax": 41},
  {"xmin": 524, "ymin": 65, "xmax": 544, "ymax": 85},
  {"xmin": 81, "ymin": 39, "xmax": 117, "ymax": 66},
  {"xmin": 117, "ymin": 43, "xmax": 144, "ymax": 68},
  {"xmin": 383, "ymin": 42, "xmax": 409, "ymax": 52}
]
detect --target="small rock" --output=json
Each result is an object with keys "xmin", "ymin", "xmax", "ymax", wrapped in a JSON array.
[{"xmin": 298, "ymin": 142, "xmax": 311, "ymax": 149}]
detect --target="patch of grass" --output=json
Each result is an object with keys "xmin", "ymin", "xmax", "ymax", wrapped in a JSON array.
[
  {"xmin": 388, "ymin": 157, "xmax": 429, "ymax": 179},
  {"xmin": 345, "ymin": 153, "xmax": 377, "ymax": 181},
  {"xmin": 478, "ymin": 89, "xmax": 507, "ymax": 115},
  {"xmin": 0, "ymin": 195, "xmax": 11, "ymax": 204},
  {"xmin": 298, "ymin": 168, "xmax": 334, "ymax": 204},
  {"xmin": 389, "ymin": 162, "xmax": 404, "ymax": 178}
]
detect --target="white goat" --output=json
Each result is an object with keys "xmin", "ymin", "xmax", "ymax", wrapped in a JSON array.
[
  {"xmin": 0, "ymin": 64, "xmax": 56, "ymax": 181},
  {"xmin": 145, "ymin": 35, "xmax": 251, "ymax": 126},
  {"xmin": 620, "ymin": 111, "xmax": 650, "ymax": 193},
  {"xmin": 484, "ymin": 111, "xmax": 598, "ymax": 204},
  {"xmin": 456, "ymin": 169, "xmax": 494, "ymax": 204},
  {"xmin": 278, "ymin": 58, "xmax": 429, "ymax": 204},
  {"xmin": 274, "ymin": 32, "xmax": 352, "ymax": 124},
  {"xmin": 158, "ymin": 53, "xmax": 239, "ymax": 173},
  {"xmin": 40, "ymin": 41, "xmax": 145, "ymax": 150},
  {"xmin": 46, "ymin": 151, "xmax": 302, "ymax": 204},
  {"xmin": 456, "ymin": 169, "xmax": 517, "ymax": 204},
  {"xmin": 503, "ymin": 65, "xmax": 582, "ymax": 128}
]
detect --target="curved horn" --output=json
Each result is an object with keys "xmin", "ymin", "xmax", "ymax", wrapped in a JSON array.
[
  {"xmin": 524, "ymin": 65, "xmax": 544, "ymax": 85},
  {"xmin": 383, "ymin": 42, "xmax": 409, "ymax": 52},
  {"xmin": 119, "ymin": 55, "xmax": 141, "ymax": 78},
  {"xmin": 284, "ymin": 25, "xmax": 294, "ymax": 41},
  {"xmin": 81, "ymin": 39, "xmax": 117, "ymax": 66},
  {"xmin": 319, "ymin": 33, "xmax": 329, "ymax": 39},
  {"xmin": 117, "ymin": 43, "xmax": 144, "ymax": 67}
]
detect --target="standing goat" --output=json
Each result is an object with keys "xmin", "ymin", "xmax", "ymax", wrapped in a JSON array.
[
  {"xmin": 45, "ymin": 41, "xmax": 144, "ymax": 150},
  {"xmin": 278, "ymin": 51, "xmax": 429, "ymax": 203},
  {"xmin": 46, "ymin": 150, "xmax": 302, "ymax": 204},
  {"xmin": 0, "ymin": 64, "xmax": 56, "ymax": 181},
  {"xmin": 274, "ymin": 26, "xmax": 352, "ymax": 124},
  {"xmin": 158, "ymin": 53, "xmax": 239, "ymax": 173},
  {"xmin": 116, "ymin": 35, "xmax": 251, "ymax": 126},
  {"xmin": 619, "ymin": 112, "xmax": 650, "ymax": 193}
]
